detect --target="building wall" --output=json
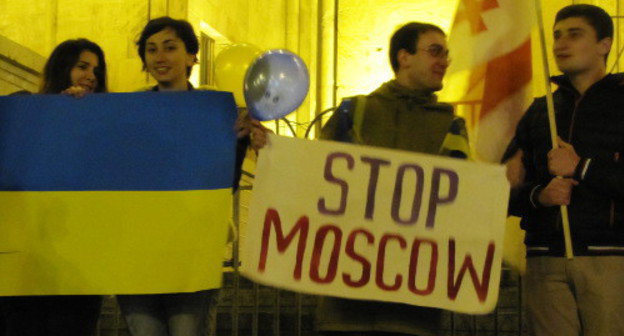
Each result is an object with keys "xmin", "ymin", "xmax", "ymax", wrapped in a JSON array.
[
  {"xmin": 1, "ymin": 0, "xmax": 293, "ymax": 93},
  {"xmin": 0, "ymin": 1, "xmax": 55, "ymax": 61},
  {"xmin": 188, "ymin": 0, "xmax": 288, "ymax": 50},
  {"xmin": 0, "ymin": 0, "xmax": 621, "ymax": 136},
  {"xmin": 0, "ymin": 35, "xmax": 45, "ymax": 95},
  {"xmin": 1, "ymin": 0, "xmax": 623, "ymax": 109},
  {"xmin": 0, "ymin": 0, "xmax": 150, "ymax": 92},
  {"xmin": 0, "ymin": 0, "xmax": 322, "ymax": 138},
  {"xmin": 187, "ymin": 0, "xmax": 321, "ymax": 137},
  {"xmin": 336, "ymin": 0, "xmax": 460, "ymax": 99}
]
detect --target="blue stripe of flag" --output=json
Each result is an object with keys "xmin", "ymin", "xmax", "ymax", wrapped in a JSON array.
[{"xmin": 0, "ymin": 91, "xmax": 237, "ymax": 191}]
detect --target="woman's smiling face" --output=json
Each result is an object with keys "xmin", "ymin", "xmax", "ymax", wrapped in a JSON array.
[
  {"xmin": 144, "ymin": 27, "xmax": 195, "ymax": 89},
  {"xmin": 69, "ymin": 50, "xmax": 100, "ymax": 93}
]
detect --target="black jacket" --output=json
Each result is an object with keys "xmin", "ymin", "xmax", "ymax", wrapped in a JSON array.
[{"xmin": 505, "ymin": 73, "xmax": 624, "ymax": 256}]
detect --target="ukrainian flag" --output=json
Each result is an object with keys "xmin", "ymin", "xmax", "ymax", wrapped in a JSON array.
[{"xmin": 0, "ymin": 91, "xmax": 236, "ymax": 295}]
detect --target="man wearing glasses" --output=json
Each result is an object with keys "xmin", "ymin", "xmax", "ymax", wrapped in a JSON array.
[{"xmin": 316, "ymin": 22, "xmax": 469, "ymax": 336}]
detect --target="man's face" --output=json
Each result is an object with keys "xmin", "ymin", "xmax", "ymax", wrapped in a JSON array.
[
  {"xmin": 398, "ymin": 31, "xmax": 449, "ymax": 92},
  {"xmin": 553, "ymin": 17, "xmax": 611, "ymax": 75}
]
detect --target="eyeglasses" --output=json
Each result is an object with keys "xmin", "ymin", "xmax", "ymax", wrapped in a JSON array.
[{"xmin": 417, "ymin": 45, "xmax": 450, "ymax": 60}]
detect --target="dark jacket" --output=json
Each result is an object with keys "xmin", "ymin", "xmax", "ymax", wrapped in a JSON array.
[{"xmin": 505, "ymin": 73, "xmax": 624, "ymax": 256}]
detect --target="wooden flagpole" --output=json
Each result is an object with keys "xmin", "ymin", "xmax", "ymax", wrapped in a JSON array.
[{"xmin": 534, "ymin": 0, "xmax": 574, "ymax": 259}]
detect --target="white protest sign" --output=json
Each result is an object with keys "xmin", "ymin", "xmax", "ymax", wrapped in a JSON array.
[{"xmin": 242, "ymin": 134, "xmax": 509, "ymax": 314}]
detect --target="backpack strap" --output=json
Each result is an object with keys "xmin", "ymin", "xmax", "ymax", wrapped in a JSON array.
[
  {"xmin": 350, "ymin": 95, "xmax": 367, "ymax": 144},
  {"xmin": 328, "ymin": 97, "xmax": 354, "ymax": 142},
  {"xmin": 327, "ymin": 95, "xmax": 367, "ymax": 144}
]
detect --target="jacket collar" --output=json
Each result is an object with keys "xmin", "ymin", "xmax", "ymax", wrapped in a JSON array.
[
  {"xmin": 551, "ymin": 73, "xmax": 624, "ymax": 96},
  {"xmin": 151, "ymin": 82, "xmax": 195, "ymax": 92},
  {"xmin": 371, "ymin": 80, "xmax": 439, "ymax": 105}
]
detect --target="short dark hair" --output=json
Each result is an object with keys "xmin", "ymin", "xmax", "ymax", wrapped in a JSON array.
[
  {"xmin": 137, "ymin": 16, "xmax": 199, "ymax": 77},
  {"xmin": 40, "ymin": 38, "xmax": 107, "ymax": 94},
  {"xmin": 555, "ymin": 4, "xmax": 613, "ymax": 41},
  {"xmin": 389, "ymin": 22, "xmax": 445, "ymax": 73}
]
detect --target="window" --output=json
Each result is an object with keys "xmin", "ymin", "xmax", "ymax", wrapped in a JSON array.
[{"xmin": 200, "ymin": 33, "xmax": 215, "ymax": 86}]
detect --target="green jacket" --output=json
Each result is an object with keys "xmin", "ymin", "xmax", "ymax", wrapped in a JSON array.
[
  {"xmin": 316, "ymin": 80, "xmax": 470, "ymax": 335},
  {"xmin": 321, "ymin": 80, "xmax": 470, "ymax": 159}
]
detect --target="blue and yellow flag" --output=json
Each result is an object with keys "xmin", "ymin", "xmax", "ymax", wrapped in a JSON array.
[{"xmin": 0, "ymin": 91, "xmax": 237, "ymax": 295}]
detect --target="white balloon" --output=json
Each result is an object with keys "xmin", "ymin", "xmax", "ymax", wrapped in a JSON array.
[{"xmin": 244, "ymin": 50, "xmax": 310, "ymax": 121}]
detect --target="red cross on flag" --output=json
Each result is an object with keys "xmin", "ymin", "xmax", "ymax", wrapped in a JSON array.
[{"xmin": 440, "ymin": 0, "xmax": 535, "ymax": 162}]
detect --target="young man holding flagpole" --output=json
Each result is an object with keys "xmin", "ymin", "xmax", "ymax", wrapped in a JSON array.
[{"xmin": 504, "ymin": 4, "xmax": 624, "ymax": 336}]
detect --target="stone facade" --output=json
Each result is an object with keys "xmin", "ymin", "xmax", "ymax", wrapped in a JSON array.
[{"xmin": 0, "ymin": 35, "xmax": 45, "ymax": 95}]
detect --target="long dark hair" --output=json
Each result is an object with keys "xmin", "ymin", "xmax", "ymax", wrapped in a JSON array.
[{"xmin": 40, "ymin": 38, "xmax": 108, "ymax": 94}]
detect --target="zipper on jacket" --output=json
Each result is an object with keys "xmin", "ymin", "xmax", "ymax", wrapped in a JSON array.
[
  {"xmin": 567, "ymin": 95, "xmax": 582, "ymax": 142},
  {"xmin": 611, "ymin": 152, "xmax": 620, "ymax": 227},
  {"xmin": 555, "ymin": 95, "xmax": 582, "ymax": 233}
]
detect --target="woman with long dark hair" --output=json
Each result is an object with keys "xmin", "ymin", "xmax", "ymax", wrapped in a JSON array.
[
  {"xmin": 0, "ymin": 38, "xmax": 106, "ymax": 336},
  {"xmin": 40, "ymin": 38, "xmax": 107, "ymax": 95}
]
